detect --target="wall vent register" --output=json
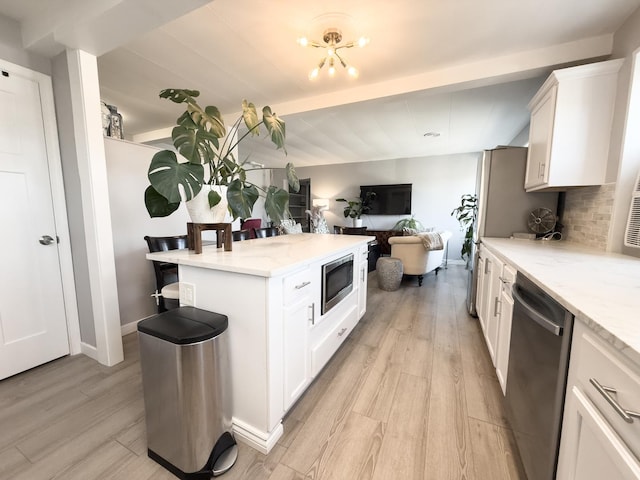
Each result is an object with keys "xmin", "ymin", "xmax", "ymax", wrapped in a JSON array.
[{"xmin": 624, "ymin": 170, "xmax": 640, "ymax": 248}]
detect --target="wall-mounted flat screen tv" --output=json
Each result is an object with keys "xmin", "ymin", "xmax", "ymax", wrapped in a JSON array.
[{"xmin": 360, "ymin": 184, "xmax": 412, "ymax": 215}]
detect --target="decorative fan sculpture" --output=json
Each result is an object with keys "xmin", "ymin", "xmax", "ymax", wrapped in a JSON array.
[{"xmin": 528, "ymin": 207, "xmax": 557, "ymax": 235}]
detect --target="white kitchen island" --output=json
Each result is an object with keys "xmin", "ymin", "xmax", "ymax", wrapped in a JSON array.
[{"xmin": 146, "ymin": 233, "xmax": 372, "ymax": 453}]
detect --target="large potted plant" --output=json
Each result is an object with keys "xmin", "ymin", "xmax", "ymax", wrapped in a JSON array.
[
  {"xmin": 144, "ymin": 89, "xmax": 299, "ymax": 223},
  {"xmin": 336, "ymin": 191, "xmax": 376, "ymax": 227},
  {"xmin": 451, "ymin": 193, "xmax": 477, "ymax": 267}
]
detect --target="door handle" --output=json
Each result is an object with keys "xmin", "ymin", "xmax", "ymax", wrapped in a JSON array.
[{"xmin": 39, "ymin": 235, "xmax": 57, "ymax": 245}]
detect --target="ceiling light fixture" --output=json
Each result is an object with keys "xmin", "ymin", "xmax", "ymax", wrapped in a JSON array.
[{"xmin": 297, "ymin": 28, "xmax": 369, "ymax": 80}]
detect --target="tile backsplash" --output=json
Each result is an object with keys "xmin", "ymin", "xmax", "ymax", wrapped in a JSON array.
[{"xmin": 561, "ymin": 184, "xmax": 615, "ymax": 250}]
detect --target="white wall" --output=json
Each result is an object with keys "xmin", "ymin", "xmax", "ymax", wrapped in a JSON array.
[
  {"xmin": 609, "ymin": 7, "xmax": 640, "ymax": 256},
  {"xmin": 296, "ymin": 153, "xmax": 479, "ymax": 262},
  {"xmin": 105, "ymin": 138, "xmax": 272, "ymax": 328},
  {"xmin": 0, "ymin": 14, "xmax": 51, "ymax": 75},
  {"xmin": 104, "ymin": 138, "xmax": 190, "ymax": 327}
]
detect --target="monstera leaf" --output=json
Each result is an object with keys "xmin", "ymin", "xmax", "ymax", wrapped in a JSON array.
[
  {"xmin": 172, "ymin": 115, "xmax": 220, "ymax": 165},
  {"xmin": 286, "ymin": 162, "xmax": 299, "ymax": 192},
  {"xmin": 227, "ymin": 179, "xmax": 259, "ymax": 219},
  {"xmin": 147, "ymin": 150, "xmax": 204, "ymax": 203},
  {"xmin": 262, "ymin": 106, "xmax": 286, "ymax": 152},
  {"xmin": 159, "ymin": 88, "xmax": 200, "ymax": 104},
  {"xmin": 144, "ymin": 185, "xmax": 180, "ymax": 218},
  {"xmin": 242, "ymin": 100, "xmax": 260, "ymax": 135},
  {"xmin": 264, "ymin": 185, "xmax": 291, "ymax": 223}
]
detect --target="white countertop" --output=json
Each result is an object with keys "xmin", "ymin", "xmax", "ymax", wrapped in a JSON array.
[
  {"xmin": 482, "ymin": 237, "xmax": 640, "ymax": 366},
  {"xmin": 146, "ymin": 233, "xmax": 373, "ymax": 277}
]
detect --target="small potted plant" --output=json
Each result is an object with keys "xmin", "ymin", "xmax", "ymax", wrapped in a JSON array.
[
  {"xmin": 144, "ymin": 89, "xmax": 299, "ymax": 223},
  {"xmin": 336, "ymin": 191, "xmax": 376, "ymax": 227}
]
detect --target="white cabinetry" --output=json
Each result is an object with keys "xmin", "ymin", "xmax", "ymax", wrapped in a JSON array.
[
  {"xmin": 477, "ymin": 245, "xmax": 501, "ymax": 364},
  {"xmin": 557, "ymin": 321, "xmax": 640, "ymax": 479},
  {"xmin": 357, "ymin": 245, "xmax": 368, "ymax": 319},
  {"xmin": 525, "ymin": 59, "xmax": 623, "ymax": 191},
  {"xmin": 476, "ymin": 244, "xmax": 517, "ymax": 392},
  {"xmin": 476, "ymin": 247, "xmax": 489, "ymax": 335},
  {"xmin": 495, "ymin": 264, "xmax": 516, "ymax": 395},
  {"xmin": 175, "ymin": 238, "xmax": 369, "ymax": 453},
  {"xmin": 282, "ymin": 268, "xmax": 313, "ymax": 410}
]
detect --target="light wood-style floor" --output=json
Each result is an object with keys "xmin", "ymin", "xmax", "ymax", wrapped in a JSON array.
[{"xmin": 0, "ymin": 265, "xmax": 525, "ymax": 480}]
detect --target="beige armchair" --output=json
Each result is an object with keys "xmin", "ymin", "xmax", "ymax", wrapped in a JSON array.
[{"xmin": 388, "ymin": 231, "xmax": 452, "ymax": 286}]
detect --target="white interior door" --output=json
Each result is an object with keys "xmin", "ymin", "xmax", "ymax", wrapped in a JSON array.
[{"xmin": 0, "ymin": 68, "xmax": 69, "ymax": 380}]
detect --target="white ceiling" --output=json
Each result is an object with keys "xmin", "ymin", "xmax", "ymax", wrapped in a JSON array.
[{"xmin": 2, "ymin": 0, "xmax": 640, "ymax": 167}]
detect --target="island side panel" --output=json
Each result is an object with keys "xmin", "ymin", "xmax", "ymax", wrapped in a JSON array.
[{"xmin": 178, "ymin": 265, "xmax": 283, "ymax": 445}]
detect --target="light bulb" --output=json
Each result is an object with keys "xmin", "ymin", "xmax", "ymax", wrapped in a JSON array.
[
  {"xmin": 309, "ymin": 67, "xmax": 320, "ymax": 80},
  {"xmin": 328, "ymin": 65, "xmax": 336, "ymax": 76},
  {"xmin": 357, "ymin": 36, "xmax": 369, "ymax": 48},
  {"xmin": 297, "ymin": 37, "xmax": 309, "ymax": 47},
  {"xmin": 347, "ymin": 66, "xmax": 359, "ymax": 78},
  {"xmin": 327, "ymin": 47, "xmax": 335, "ymax": 57}
]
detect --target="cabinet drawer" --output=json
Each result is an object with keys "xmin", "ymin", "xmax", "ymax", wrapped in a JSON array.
[
  {"xmin": 575, "ymin": 329, "xmax": 640, "ymax": 458},
  {"xmin": 311, "ymin": 304, "xmax": 358, "ymax": 377},
  {"xmin": 283, "ymin": 268, "xmax": 313, "ymax": 305}
]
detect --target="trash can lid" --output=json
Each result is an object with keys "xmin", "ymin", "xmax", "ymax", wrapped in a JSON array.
[{"xmin": 137, "ymin": 306, "xmax": 228, "ymax": 344}]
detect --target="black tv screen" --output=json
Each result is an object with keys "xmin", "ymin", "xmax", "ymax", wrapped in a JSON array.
[{"xmin": 360, "ymin": 184, "xmax": 412, "ymax": 215}]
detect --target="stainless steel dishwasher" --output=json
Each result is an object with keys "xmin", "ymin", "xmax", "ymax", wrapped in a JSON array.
[{"xmin": 505, "ymin": 272, "xmax": 574, "ymax": 480}]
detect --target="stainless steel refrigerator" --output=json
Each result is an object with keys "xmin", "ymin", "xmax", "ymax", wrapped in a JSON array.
[{"xmin": 466, "ymin": 146, "xmax": 558, "ymax": 316}]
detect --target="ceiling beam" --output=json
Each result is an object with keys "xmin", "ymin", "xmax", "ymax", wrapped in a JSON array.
[{"xmin": 20, "ymin": 0, "xmax": 213, "ymax": 57}]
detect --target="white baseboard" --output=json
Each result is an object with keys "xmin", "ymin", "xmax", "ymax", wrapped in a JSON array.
[
  {"xmin": 80, "ymin": 341, "xmax": 99, "ymax": 361},
  {"xmin": 232, "ymin": 417, "xmax": 283, "ymax": 454},
  {"xmin": 121, "ymin": 314, "xmax": 155, "ymax": 336},
  {"xmin": 445, "ymin": 259, "xmax": 466, "ymax": 266}
]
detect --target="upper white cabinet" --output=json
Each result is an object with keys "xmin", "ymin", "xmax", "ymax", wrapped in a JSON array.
[{"xmin": 525, "ymin": 59, "xmax": 623, "ymax": 191}]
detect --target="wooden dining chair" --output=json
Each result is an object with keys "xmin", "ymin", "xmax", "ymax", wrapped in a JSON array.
[{"xmin": 143, "ymin": 235, "xmax": 187, "ymax": 313}]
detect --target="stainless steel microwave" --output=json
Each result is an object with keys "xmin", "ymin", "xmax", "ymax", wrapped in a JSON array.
[{"xmin": 321, "ymin": 253, "xmax": 354, "ymax": 315}]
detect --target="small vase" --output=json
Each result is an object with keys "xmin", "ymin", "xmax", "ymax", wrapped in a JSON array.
[
  {"xmin": 186, "ymin": 185, "xmax": 230, "ymax": 223},
  {"xmin": 353, "ymin": 218, "xmax": 363, "ymax": 227}
]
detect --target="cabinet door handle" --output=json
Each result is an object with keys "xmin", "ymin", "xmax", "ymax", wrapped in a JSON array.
[
  {"xmin": 484, "ymin": 260, "xmax": 490, "ymax": 275},
  {"xmin": 361, "ymin": 269, "xmax": 365, "ymax": 282},
  {"xmin": 337, "ymin": 327, "xmax": 347, "ymax": 337},
  {"xmin": 295, "ymin": 281, "xmax": 311, "ymax": 290},
  {"xmin": 494, "ymin": 297, "xmax": 501, "ymax": 316},
  {"xmin": 589, "ymin": 378, "xmax": 640, "ymax": 424},
  {"xmin": 308, "ymin": 303, "xmax": 315, "ymax": 325}
]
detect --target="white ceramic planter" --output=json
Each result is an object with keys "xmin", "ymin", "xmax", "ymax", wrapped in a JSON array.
[
  {"xmin": 186, "ymin": 185, "xmax": 230, "ymax": 223},
  {"xmin": 353, "ymin": 218, "xmax": 363, "ymax": 227}
]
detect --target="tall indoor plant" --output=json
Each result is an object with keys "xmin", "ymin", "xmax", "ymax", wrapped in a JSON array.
[
  {"xmin": 451, "ymin": 193, "xmax": 477, "ymax": 266},
  {"xmin": 336, "ymin": 191, "xmax": 376, "ymax": 227},
  {"xmin": 144, "ymin": 89, "xmax": 299, "ymax": 222}
]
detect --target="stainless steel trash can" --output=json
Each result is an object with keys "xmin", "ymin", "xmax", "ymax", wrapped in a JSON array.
[{"xmin": 138, "ymin": 306, "xmax": 237, "ymax": 479}]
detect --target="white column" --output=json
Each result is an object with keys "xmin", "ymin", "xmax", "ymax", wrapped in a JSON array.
[{"xmin": 66, "ymin": 48, "xmax": 124, "ymax": 366}]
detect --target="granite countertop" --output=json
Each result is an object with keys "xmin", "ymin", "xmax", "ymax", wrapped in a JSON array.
[
  {"xmin": 482, "ymin": 237, "xmax": 640, "ymax": 366},
  {"xmin": 146, "ymin": 233, "xmax": 373, "ymax": 277}
]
